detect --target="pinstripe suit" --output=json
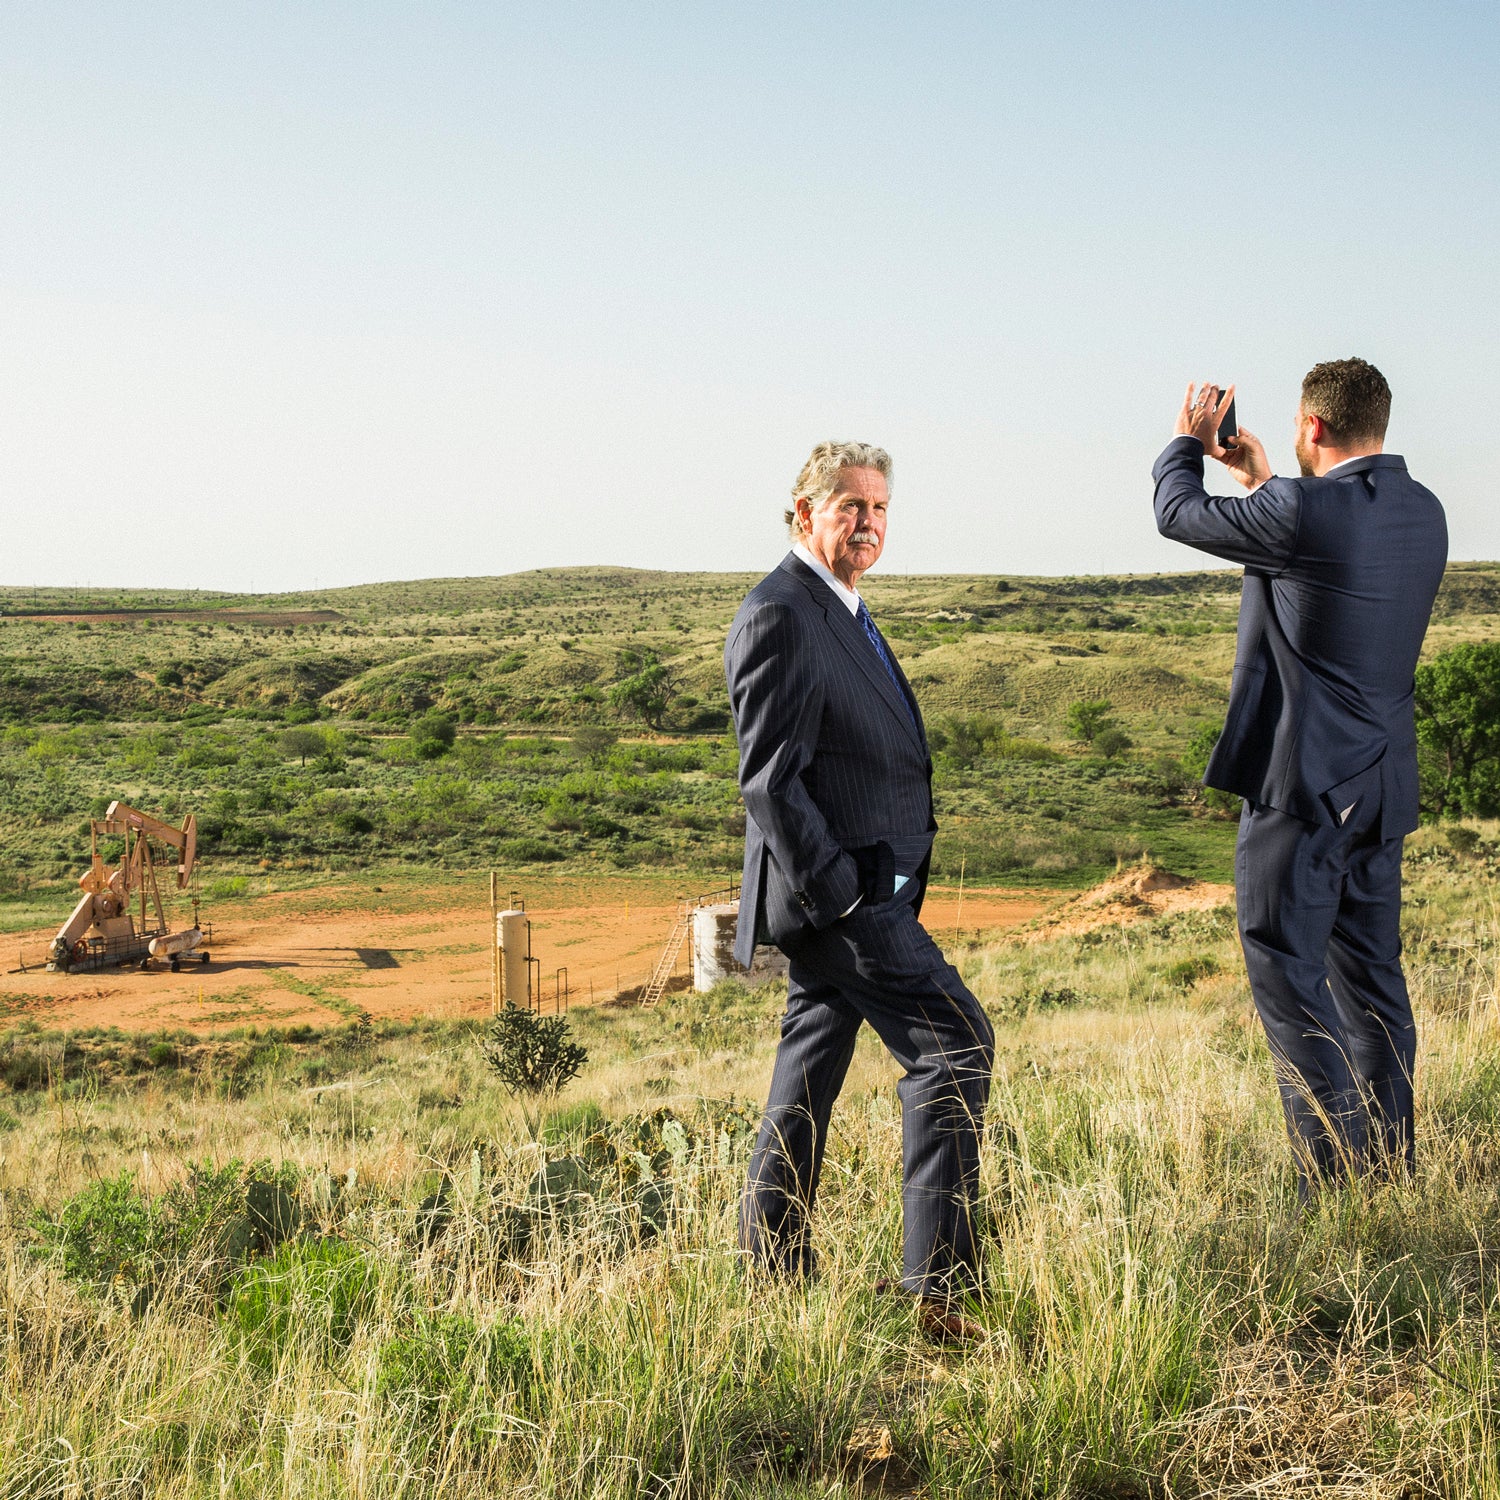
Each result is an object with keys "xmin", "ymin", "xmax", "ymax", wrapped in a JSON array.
[
  {"xmin": 1154, "ymin": 438, "xmax": 1446, "ymax": 1184},
  {"xmin": 726, "ymin": 553, "xmax": 994, "ymax": 1302}
]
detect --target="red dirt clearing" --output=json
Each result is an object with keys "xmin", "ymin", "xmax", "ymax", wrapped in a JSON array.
[{"xmin": 1, "ymin": 879, "xmax": 1052, "ymax": 1033}]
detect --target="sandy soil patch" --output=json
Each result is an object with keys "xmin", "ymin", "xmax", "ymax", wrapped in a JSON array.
[
  {"xmin": 1, "ymin": 877, "xmax": 1051, "ymax": 1033},
  {"xmin": 1019, "ymin": 864, "xmax": 1234, "ymax": 942}
]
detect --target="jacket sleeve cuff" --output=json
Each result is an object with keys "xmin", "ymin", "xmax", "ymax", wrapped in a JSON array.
[
  {"xmin": 797, "ymin": 850, "xmax": 861, "ymax": 929},
  {"xmin": 1151, "ymin": 435, "xmax": 1206, "ymax": 484}
]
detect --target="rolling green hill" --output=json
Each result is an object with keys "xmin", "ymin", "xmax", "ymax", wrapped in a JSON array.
[{"xmin": 2, "ymin": 563, "xmax": 1496, "ymax": 920}]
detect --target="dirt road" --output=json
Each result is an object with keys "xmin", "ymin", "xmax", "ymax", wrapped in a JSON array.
[{"xmin": 1, "ymin": 876, "xmax": 1052, "ymax": 1033}]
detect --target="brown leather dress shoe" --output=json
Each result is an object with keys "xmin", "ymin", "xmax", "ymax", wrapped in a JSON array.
[
  {"xmin": 874, "ymin": 1279, "xmax": 985, "ymax": 1345},
  {"xmin": 916, "ymin": 1299, "xmax": 985, "ymax": 1346}
]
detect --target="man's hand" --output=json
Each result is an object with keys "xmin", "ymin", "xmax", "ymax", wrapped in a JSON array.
[
  {"xmin": 1219, "ymin": 426, "xmax": 1271, "ymax": 491},
  {"xmin": 1174, "ymin": 383, "xmax": 1271, "ymax": 490},
  {"xmin": 1175, "ymin": 381, "xmax": 1235, "ymax": 448}
]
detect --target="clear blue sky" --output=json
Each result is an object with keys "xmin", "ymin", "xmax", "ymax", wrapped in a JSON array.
[{"xmin": 2, "ymin": 2, "xmax": 1496, "ymax": 591}]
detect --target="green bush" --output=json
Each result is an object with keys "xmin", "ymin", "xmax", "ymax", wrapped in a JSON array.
[
  {"xmin": 500, "ymin": 837, "xmax": 566, "ymax": 864},
  {"xmin": 1181, "ymin": 722, "xmax": 1240, "ymax": 814},
  {"xmin": 1416, "ymin": 641, "xmax": 1500, "ymax": 817},
  {"xmin": 929, "ymin": 714, "xmax": 1006, "ymax": 769},
  {"xmin": 410, "ymin": 712, "xmax": 456, "ymax": 759},
  {"xmin": 226, "ymin": 1239, "xmax": 386, "ymax": 1371},
  {"xmin": 1447, "ymin": 825, "xmax": 1482, "ymax": 856},
  {"xmin": 33, "ymin": 1173, "xmax": 155, "ymax": 1288},
  {"xmin": 0, "ymin": 1044, "xmax": 50, "ymax": 1092},
  {"xmin": 376, "ymin": 1313, "xmax": 532, "ymax": 1414},
  {"xmin": 1163, "ymin": 955, "xmax": 1220, "ymax": 989},
  {"xmin": 481, "ymin": 1004, "xmax": 588, "ymax": 1097},
  {"xmin": 542, "ymin": 1099, "xmax": 607, "ymax": 1143},
  {"xmin": 279, "ymin": 727, "xmax": 326, "ymax": 766},
  {"xmin": 33, "ymin": 1162, "xmax": 300, "ymax": 1299},
  {"xmin": 572, "ymin": 725, "xmax": 617, "ymax": 764},
  {"xmin": 609, "ymin": 648, "xmax": 675, "ymax": 728},
  {"xmin": 1066, "ymin": 698, "xmax": 1116, "ymax": 744},
  {"xmin": 996, "ymin": 735, "xmax": 1063, "ymax": 763}
]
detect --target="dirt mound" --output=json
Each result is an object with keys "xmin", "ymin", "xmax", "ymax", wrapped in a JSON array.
[{"xmin": 1021, "ymin": 863, "xmax": 1234, "ymax": 941}]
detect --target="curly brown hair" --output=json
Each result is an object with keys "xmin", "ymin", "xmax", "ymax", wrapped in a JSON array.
[{"xmin": 1301, "ymin": 358, "xmax": 1391, "ymax": 444}]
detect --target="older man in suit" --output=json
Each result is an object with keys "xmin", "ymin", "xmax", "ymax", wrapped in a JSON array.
[
  {"xmin": 725, "ymin": 440, "xmax": 994, "ymax": 1339},
  {"xmin": 1154, "ymin": 359, "xmax": 1447, "ymax": 1190}
]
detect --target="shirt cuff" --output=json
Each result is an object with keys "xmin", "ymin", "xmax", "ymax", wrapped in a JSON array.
[{"xmin": 843, "ymin": 871, "xmax": 910, "ymax": 917}]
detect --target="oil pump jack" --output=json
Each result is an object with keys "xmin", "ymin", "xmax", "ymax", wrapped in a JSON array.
[{"xmin": 47, "ymin": 802, "xmax": 209, "ymax": 973}]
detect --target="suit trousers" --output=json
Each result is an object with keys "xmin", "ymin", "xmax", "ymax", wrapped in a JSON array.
[
  {"xmin": 1236, "ymin": 797, "xmax": 1416, "ymax": 1189},
  {"xmin": 739, "ymin": 881, "xmax": 995, "ymax": 1302}
]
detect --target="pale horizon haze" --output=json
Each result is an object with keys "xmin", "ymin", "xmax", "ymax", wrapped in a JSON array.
[{"xmin": 2, "ymin": 3, "xmax": 1496, "ymax": 592}]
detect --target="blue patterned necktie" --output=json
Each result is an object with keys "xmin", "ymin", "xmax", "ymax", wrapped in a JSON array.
[{"xmin": 856, "ymin": 600, "xmax": 916, "ymax": 728}]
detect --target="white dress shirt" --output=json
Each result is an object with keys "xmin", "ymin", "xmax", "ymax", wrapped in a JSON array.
[{"xmin": 792, "ymin": 541, "xmax": 862, "ymax": 615}]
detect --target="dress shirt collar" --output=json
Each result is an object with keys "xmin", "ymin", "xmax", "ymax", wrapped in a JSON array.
[
  {"xmin": 1323, "ymin": 452, "xmax": 1382, "ymax": 477},
  {"xmin": 792, "ymin": 541, "xmax": 862, "ymax": 616}
]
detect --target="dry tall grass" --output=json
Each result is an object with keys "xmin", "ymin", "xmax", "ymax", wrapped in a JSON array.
[{"xmin": 4, "ymin": 840, "xmax": 1500, "ymax": 1496}]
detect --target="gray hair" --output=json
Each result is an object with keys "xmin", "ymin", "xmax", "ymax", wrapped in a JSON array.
[{"xmin": 784, "ymin": 440, "xmax": 893, "ymax": 538}]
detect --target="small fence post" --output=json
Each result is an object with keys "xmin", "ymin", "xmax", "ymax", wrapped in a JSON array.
[{"xmin": 489, "ymin": 871, "xmax": 499, "ymax": 1014}]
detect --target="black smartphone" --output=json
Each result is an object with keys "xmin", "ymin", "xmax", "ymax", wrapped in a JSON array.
[{"xmin": 1217, "ymin": 391, "xmax": 1238, "ymax": 448}]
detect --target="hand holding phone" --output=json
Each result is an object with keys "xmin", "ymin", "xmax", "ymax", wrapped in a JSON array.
[{"xmin": 1175, "ymin": 381, "xmax": 1237, "ymax": 450}]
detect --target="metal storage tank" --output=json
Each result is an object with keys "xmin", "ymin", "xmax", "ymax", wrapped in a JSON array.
[{"xmin": 496, "ymin": 909, "xmax": 530, "ymax": 1008}]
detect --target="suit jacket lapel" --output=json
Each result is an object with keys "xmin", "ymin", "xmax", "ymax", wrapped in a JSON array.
[{"xmin": 780, "ymin": 555, "xmax": 926, "ymax": 753}]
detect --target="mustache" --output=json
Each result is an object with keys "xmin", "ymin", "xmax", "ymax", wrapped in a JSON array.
[{"xmin": 850, "ymin": 531, "xmax": 879, "ymax": 545}]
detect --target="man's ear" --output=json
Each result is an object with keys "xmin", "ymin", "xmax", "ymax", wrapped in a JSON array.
[{"xmin": 1306, "ymin": 413, "xmax": 1327, "ymax": 445}]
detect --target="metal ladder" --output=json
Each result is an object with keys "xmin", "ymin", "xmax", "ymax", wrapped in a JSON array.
[{"xmin": 640, "ymin": 902, "xmax": 693, "ymax": 1008}]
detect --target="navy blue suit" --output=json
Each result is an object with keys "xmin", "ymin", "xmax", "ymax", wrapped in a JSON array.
[
  {"xmin": 1154, "ymin": 436, "xmax": 1447, "ymax": 1184},
  {"xmin": 726, "ymin": 554, "xmax": 994, "ymax": 1299}
]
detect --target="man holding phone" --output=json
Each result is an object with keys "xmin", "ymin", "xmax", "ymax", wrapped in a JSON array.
[{"xmin": 1152, "ymin": 359, "xmax": 1447, "ymax": 1192}]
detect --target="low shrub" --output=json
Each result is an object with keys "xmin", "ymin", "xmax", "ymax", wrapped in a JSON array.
[
  {"xmin": 375, "ymin": 1311, "xmax": 532, "ymax": 1415},
  {"xmin": 34, "ymin": 1173, "xmax": 156, "ymax": 1289},
  {"xmin": 32, "ymin": 1162, "xmax": 303, "ymax": 1300},
  {"xmin": 481, "ymin": 1004, "xmax": 588, "ymax": 1097},
  {"xmin": 1163, "ymin": 955, "xmax": 1220, "ymax": 989},
  {"xmin": 0, "ymin": 1045, "xmax": 50, "ymax": 1092},
  {"xmin": 542, "ymin": 1099, "xmax": 607, "ymax": 1143},
  {"xmin": 499, "ymin": 837, "xmax": 566, "ymax": 864},
  {"xmin": 226, "ymin": 1239, "xmax": 387, "ymax": 1371}
]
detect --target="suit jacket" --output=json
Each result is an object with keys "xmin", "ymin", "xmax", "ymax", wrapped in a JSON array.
[
  {"xmin": 1153, "ymin": 436, "xmax": 1447, "ymax": 839},
  {"xmin": 724, "ymin": 553, "xmax": 936, "ymax": 966}
]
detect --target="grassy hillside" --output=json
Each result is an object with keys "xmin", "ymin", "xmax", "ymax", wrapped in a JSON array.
[
  {"xmin": 6, "ymin": 567, "xmax": 1500, "ymax": 1493},
  {"xmin": 2, "ymin": 564, "xmax": 1496, "ymax": 923},
  {"xmin": 3, "ymin": 832, "xmax": 1500, "ymax": 1494}
]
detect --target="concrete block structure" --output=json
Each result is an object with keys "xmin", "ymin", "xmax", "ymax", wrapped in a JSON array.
[{"xmin": 691, "ymin": 902, "xmax": 788, "ymax": 991}]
